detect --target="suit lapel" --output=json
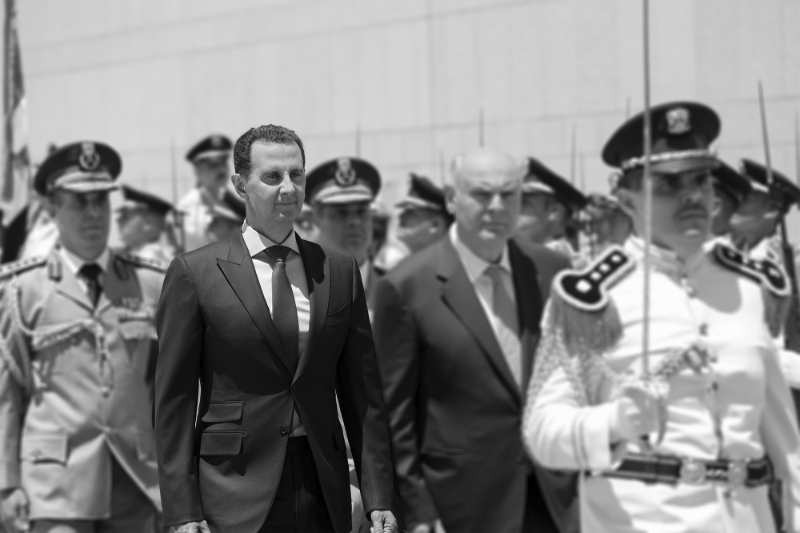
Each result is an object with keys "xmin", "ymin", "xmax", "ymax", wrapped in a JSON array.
[
  {"xmin": 437, "ymin": 239, "xmax": 520, "ymax": 402},
  {"xmin": 216, "ymin": 232, "xmax": 293, "ymax": 376},
  {"xmin": 293, "ymin": 236, "xmax": 329, "ymax": 382},
  {"xmin": 509, "ymin": 240, "xmax": 543, "ymax": 395}
]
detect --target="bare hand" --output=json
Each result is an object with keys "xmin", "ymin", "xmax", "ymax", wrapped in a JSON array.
[
  {"xmin": 168, "ymin": 520, "xmax": 211, "ymax": 533},
  {"xmin": 611, "ymin": 380, "xmax": 664, "ymax": 444},
  {"xmin": 370, "ymin": 509, "xmax": 398, "ymax": 533},
  {"xmin": 410, "ymin": 519, "xmax": 446, "ymax": 533},
  {"xmin": 0, "ymin": 487, "xmax": 30, "ymax": 533}
]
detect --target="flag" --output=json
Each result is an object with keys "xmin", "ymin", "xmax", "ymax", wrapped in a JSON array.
[{"xmin": 0, "ymin": 0, "xmax": 31, "ymax": 261}]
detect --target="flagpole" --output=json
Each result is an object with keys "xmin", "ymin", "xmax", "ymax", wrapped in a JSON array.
[{"xmin": 641, "ymin": 0, "xmax": 653, "ymax": 379}]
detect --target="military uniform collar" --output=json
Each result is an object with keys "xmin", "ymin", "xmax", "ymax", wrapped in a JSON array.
[
  {"xmin": 58, "ymin": 245, "xmax": 110, "ymax": 276},
  {"xmin": 625, "ymin": 236, "xmax": 705, "ymax": 276}
]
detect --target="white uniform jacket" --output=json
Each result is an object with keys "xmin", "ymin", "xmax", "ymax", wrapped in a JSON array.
[{"xmin": 523, "ymin": 237, "xmax": 800, "ymax": 533}]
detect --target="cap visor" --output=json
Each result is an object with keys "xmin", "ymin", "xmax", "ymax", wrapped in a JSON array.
[
  {"xmin": 57, "ymin": 182, "xmax": 119, "ymax": 193},
  {"xmin": 192, "ymin": 150, "xmax": 230, "ymax": 163},
  {"xmin": 394, "ymin": 197, "xmax": 444, "ymax": 211},
  {"xmin": 314, "ymin": 191, "xmax": 374, "ymax": 205}
]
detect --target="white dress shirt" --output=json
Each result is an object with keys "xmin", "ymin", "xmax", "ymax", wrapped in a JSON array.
[
  {"xmin": 449, "ymin": 224, "xmax": 518, "ymax": 352},
  {"xmin": 59, "ymin": 246, "xmax": 110, "ymax": 300},
  {"xmin": 242, "ymin": 222, "xmax": 310, "ymax": 435}
]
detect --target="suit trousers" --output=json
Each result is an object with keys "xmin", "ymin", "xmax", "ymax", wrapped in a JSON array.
[
  {"xmin": 258, "ymin": 437, "xmax": 335, "ymax": 533},
  {"xmin": 522, "ymin": 475, "xmax": 559, "ymax": 533},
  {"xmin": 31, "ymin": 457, "xmax": 159, "ymax": 533}
]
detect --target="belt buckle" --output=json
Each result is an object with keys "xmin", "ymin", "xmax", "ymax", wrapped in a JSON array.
[
  {"xmin": 679, "ymin": 457, "xmax": 707, "ymax": 485},
  {"xmin": 727, "ymin": 459, "xmax": 748, "ymax": 488}
]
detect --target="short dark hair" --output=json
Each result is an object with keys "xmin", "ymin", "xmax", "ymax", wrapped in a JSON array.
[{"xmin": 233, "ymin": 124, "xmax": 305, "ymax": 178}]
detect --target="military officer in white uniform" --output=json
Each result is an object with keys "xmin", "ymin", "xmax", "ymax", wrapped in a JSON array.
[
  {"xmin": 176, "ymin": 134, "xmax": 232, "ymax": 252},
  {"xmin": 523, "ymin": 102, "xmax": 800, "ymax": 533},
  {"xmin": 0, "ymin": 142, "xmax": 165, "ymax": 533}
]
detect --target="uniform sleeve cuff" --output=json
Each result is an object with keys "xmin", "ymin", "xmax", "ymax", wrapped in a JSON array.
[{"xmin": 577, "ymin": 402, "xmax": 624, "ymax": 470}]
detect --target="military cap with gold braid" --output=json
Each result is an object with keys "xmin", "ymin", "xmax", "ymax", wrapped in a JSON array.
[
  {"xmin": 602, "ymin": 101, "xmax": 720, "ymax": 175},
  {"xmin": 34, "ymin": 141, "xmax": 121, "ymax": 196},
  {"xmin": 711, "ymin": 159, "xmax": 752, "ymax": 208},
  {"xmin": 304, "ymin": 156, "xmax": 381, "ymax": 205}
]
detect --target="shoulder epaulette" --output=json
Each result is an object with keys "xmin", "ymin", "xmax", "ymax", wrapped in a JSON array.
[
  {"xmin": 554, "ymin": 245, "xmax": 635, "ymax": 312},
  {"xmin": 115, "ymin": 251, "xmax": 167, "ymax": 273},
  {"xmin": 547, "ymin": 245, "xmax": 633, "ymax": 356},
  {"xmin": 0, "ymin": 256, "xmax": 47, "ymax": 280},
  {"xmin": 712, "ymin": 243, "xmax": 790, "ymax": 298}
]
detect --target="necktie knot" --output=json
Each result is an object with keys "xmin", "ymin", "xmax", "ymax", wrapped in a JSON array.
[
  {"xmin": 80, "ymin": 263, "xmax": 102, "ymax": 282},
  {"xmin": 79, "ymin": 263, "xmax": 103, "ymax": 307},
  {"xmin": 266, "ymin": 245, "xmax": 291, "ymax": 263},
  {"xmin": 484, "ymin": 263, "xmax": 506, "ymax": 282}
]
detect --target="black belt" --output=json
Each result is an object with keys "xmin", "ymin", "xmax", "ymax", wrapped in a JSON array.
[{"xmin": 600, "ymin": 453, "xmax": 773, "ymax": 488}]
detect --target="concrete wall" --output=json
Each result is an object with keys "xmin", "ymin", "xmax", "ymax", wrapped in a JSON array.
[{"xmin": 15, "ymin": 0, "xmax": 800, "ymax": 234}]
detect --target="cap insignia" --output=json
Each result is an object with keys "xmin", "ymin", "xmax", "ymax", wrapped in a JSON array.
[
  {"xmin": 335, "ymin": 157, "xmax": 357, "ymax": 187},
  {"xmin": 78, "ymin": 142, "xmax": 100, "ymax": 171},
  {"xmin": 666, "ymin": 107, "xmax": 691, "ymax": 135}
]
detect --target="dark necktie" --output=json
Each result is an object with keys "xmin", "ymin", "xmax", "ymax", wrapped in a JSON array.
[
  {"xmin": 79, "ymin": 263, "xmax": 103, "ymax": 307},
  {"xmin": 265, "ymin": 246, "xmax": 299, "ymax": 374}
]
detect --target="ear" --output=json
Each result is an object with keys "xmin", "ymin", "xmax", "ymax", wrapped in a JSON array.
[
  {"xmin": 231, "ymin": 173, "xmax": 247, "ymax": 199},
  {"xmin": 711, "ymin": 196, "xmax": 722, "ymax": 217},
  {"xmin": 44, "ymin": 194, "xmax": 58, "ymax": 217},
  {"xmin": 444, "ymin": 185, "xmax": 457, "ymax": 216},
  {"xmin": 615, "ymin": 188, "xmax": 638, "ymax": 220}
]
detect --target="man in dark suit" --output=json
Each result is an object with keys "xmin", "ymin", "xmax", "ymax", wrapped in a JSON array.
[
  {"xmin": 373, "ymin": 148, "xmax": 579, "ymax": 533},
  {"xmin": 154, "ymin": 124, "xmax": 402, "ymax": 533}
]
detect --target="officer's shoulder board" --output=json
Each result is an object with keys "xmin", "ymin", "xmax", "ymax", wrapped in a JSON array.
[
  {"xmin": 712, "ymin": 243, "xmax": 790, "ymax": 336},
  {"xmin": 0, "ymin": 255, "xmax": 48, "ymax": 281},
  {"xmin": 712, "ymin": 243, "xmax": 790, "ymax": 297},
  {"xmin": 116, "ymin": 251, "xmax": 167, "ymax": 273},
  {"xmin": 548, "ymin": 245, "xmax": 634, "ymax": 355}
]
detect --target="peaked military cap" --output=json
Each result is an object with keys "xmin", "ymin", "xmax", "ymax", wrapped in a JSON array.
[
  {"xmin": 186, "ymin": 134, "xmax": 232, "ymax": 163},
  {"xmin": 305, "ymin": 156, "xmax": 381, "ymax": 205},
  {"xmin": 602, "ymin": 101, "xmax": 720, "ymax": 175},
  {"xmin": 211, "ymin": 190, "xmax": 246, "ymax": 223},
  {"xmin": 710, "ymin": 159, "xmax": 752, "ymax": 207},
  {"xmin": 118, "ymin": 185, "xmax": 174, "ymax": 216},
  {"xmin": 395, "ymin": 173, "xmax": 447, "ymax": 212},
  {"xmin": 523, "ymin": 158, "xmax": 588, "ymax": 211},
  {"xmin": 740, "ymin": 158, "xmax": 800, "ymax": 209},
  {"xmin": 34, "ymin": 141, "xmax": 122, "ymax": 196}
]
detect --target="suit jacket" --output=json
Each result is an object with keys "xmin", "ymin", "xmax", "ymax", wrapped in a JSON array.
[
  {"xmin": 0, "ymin": 248, "xmax": 164, "ymax": 519},
  {"xmin": 154, "ymin": 231, "xmax": 403, "ymax": 533},
  {"xmin": 373, "ymin": 237, "xmax": 579, "ymax": 533}
]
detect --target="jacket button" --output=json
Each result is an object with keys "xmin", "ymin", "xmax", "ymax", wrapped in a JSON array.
[
  {"xmin": 516, "ymin": 453, "xmax": 526, "ymax": 464},
  {"xmin": 280, "ymin": 424, "xmax": 289, "ymax": 436}
]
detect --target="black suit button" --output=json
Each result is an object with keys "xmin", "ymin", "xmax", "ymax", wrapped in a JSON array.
[
  {"xmin": 516, "ymin": 453, "xmax": 526, "ymax": 464},
  {"xmin": 280, "ymin": 424, "xmax": 289, "ymax": 436}
]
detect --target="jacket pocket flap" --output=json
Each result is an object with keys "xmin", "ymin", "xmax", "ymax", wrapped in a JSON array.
[
  {"xmin": 21, "ymin": 433, "xmax": 68, "ymax": 464},
  {"xmin": 201, "ymin": 401, "xmax": 243, "ymax": 423},
  {"xmin": 199, "ymin": 431, "xmax": 243, "ymax": 456},
  {"xmin": 119, "ymin": 320, "xmax": 157, "ymax": 341}
]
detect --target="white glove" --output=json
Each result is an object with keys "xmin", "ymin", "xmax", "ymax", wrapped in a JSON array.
[{"xmin": 609, "ymin": 380, "xmax": 664, "ymax": 445}]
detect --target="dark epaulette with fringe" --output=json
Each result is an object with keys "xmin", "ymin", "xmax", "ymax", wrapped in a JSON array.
[
  {"xmin": 0, "ymin": 256, "xmax": 47, "ymax": 281},
  {"xmin": 549, "ymin": 245, "xmax": 636, "ymax": 355},
  {"xmin": 712, "ymin": 243, "xmax": 790, "ymax": 336},
  {"xmin": 115, "ymin": 251, "xmax": 167, "ymax": 273}
]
